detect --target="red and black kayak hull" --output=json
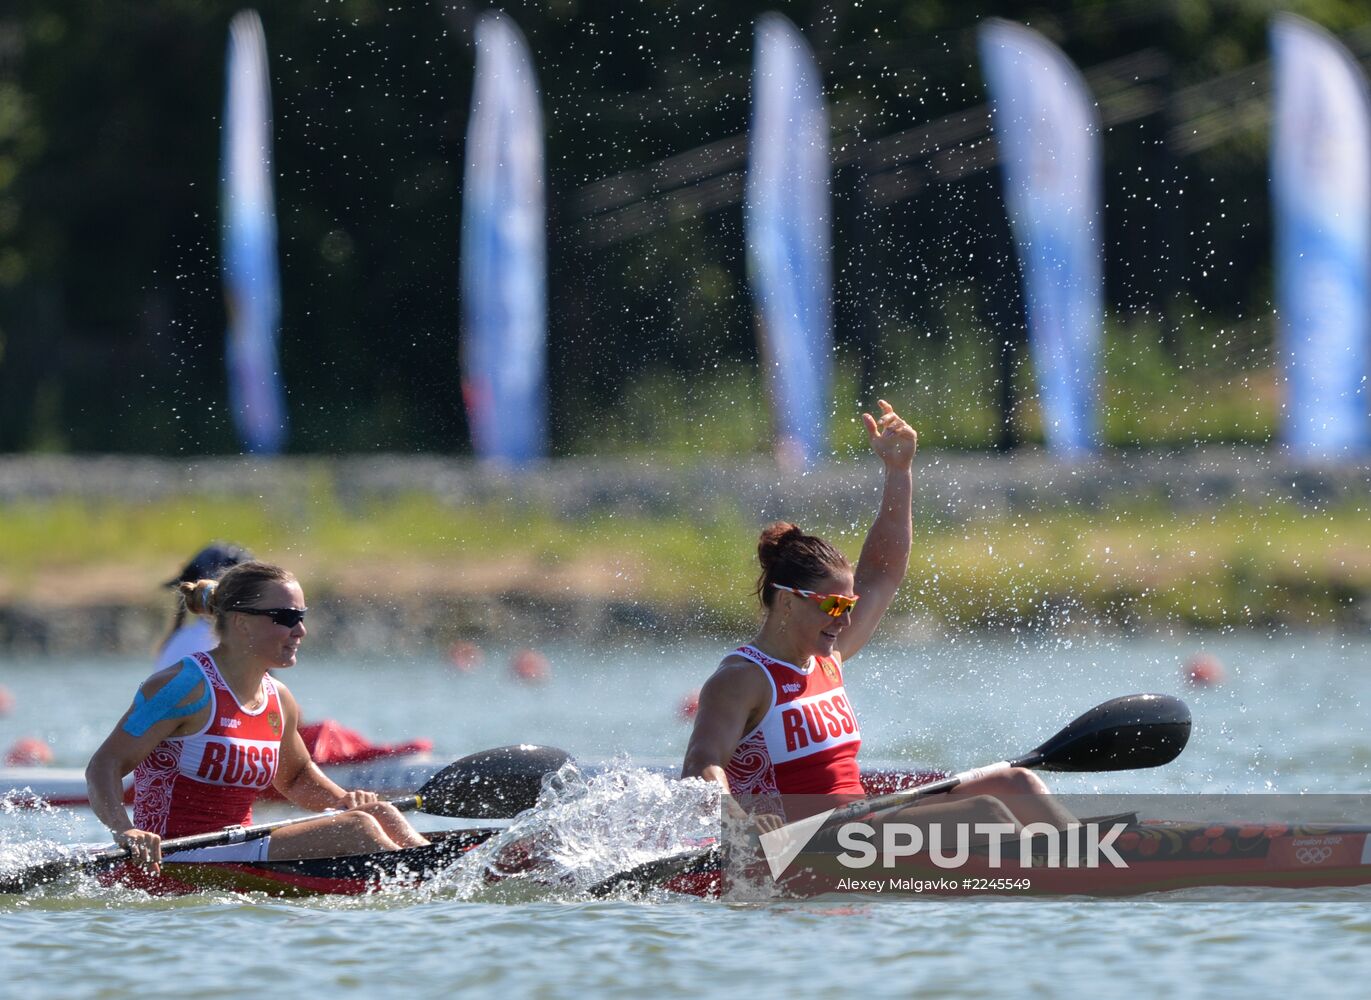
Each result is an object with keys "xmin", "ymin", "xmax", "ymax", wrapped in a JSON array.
[{"xmin": 101, "ymin": 820, "xmax": 1371, "ymax": 899}]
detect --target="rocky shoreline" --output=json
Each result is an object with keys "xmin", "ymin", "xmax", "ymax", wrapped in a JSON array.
[{"xmin": 1, "ymin": 448, "xmax": 1367, "ymax": 656}]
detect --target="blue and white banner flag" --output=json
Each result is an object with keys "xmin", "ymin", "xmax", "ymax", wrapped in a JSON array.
[
  {"xmin": 979, "ymin": 20, "xmax": 1103, "ymax": 456},
  {"xmin": 746, "ymin": 13, "xmax": 831, "ymax": 469},
  {"xmin": 221, "ymin": 9, "xmax": 286, "ymax": 455},
  {"xmin": 460, "ymin": 12, "xmax": 546, "ymax": 463},
  {"xmin": 1271, "ymin": 14, "xmax": 1371, "ymax": 456}
]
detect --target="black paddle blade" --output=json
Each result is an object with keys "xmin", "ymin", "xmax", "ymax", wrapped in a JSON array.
[
  {"xmin": 589, "ymin": 845, "xmax": 720, "ymax": 898},
  {"xmin": 0, "ymin": 857, "xmax": 80, "ymax": 895},
  {"xmin": 416, "ymin": 745, "xmax": 572, "ymax": 819},
  {"xmin": 0, "ymin": 842, "xmax": 128, "ymax": 896},
  {"xmin": 1016, "ymin": 694, "xmax": 1191, "ymax": 772}
]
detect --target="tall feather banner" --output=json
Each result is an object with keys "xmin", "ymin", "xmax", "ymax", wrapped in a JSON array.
[
  {"xmin": 746, "ymin": 13, "xmax": 832, "ymax": 468},
  {"xmin": 979, "ymin": 19, "xmax": 1103, "ymax": 455},
  {"xmin": 221, "ymin": 10, "xmax": 286, "ymax": 455},
  {"xmin": 460, "ymin": 12, "xmax": 547, "ymax": 463},
  {"xmin": 1271, "ymin": 14, "xmax": 1371, "ymax": 456}
]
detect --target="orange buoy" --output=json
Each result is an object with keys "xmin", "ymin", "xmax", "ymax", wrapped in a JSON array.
[
  {"xmin": 5, "ymin": 737, "xmax": 54, "ymax": 766},
  {"xmin": 1183, "ymin": 653, "xmax": 1226, "ymax": 688},
  {"xmin": 0, "ymin": 685, "xmax": 14, "ymax": 717},
  {"xmin": 510, "ymin": 649, "xmax": 550, "ymax": 684},
  {"xmin": 678, "ymin": 689, "xmax": 700, "ymax": 721},
  {"xmin": 448, "ymin": 641, "xmax": 484, "ymax": 673}
]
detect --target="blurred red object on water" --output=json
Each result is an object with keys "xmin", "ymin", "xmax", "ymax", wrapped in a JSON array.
[
  {"xmin": 6, "ymin": 737, "xmax": 54, "ymax": 766},
  {"xmin": 1183, "ymin": 653, "xmax": 1226, "ymax": 687},
  {"xmin": 510, "ymin": 649, "xmax": 550, "ymax": 684},
  {"xmin": 447, "ymin": 641, "xmax": 484, "ymax": 673},
  {"xmin": 297, "ymin": 720, "xmax": 431, "ymax": 764}
]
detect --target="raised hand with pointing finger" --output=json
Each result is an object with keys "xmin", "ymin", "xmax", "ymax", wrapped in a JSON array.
[{"xmin": 862, "ymin": 398, "xmax": 918, "ymax": 469}]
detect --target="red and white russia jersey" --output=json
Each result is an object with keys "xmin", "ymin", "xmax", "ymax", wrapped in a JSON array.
[
  {"xmin": 724, "ymin": 645, "xmax": 863, "ymax": 799},
  {"xmin": 133, "ymin": 652, "xmax": 284, "ymax": 837}
]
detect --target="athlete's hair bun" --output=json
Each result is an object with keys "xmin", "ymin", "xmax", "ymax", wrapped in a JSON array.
[
  {"xmin": 754, "ymin": 522, "xmax": 851, "ymax": 608},
  {"xmin": 756, "ymin": 522, "xmax": 806, "ymax": 570},
  {"xmin": 178, "ymin": 579, "xmax": 218, "ymax": 617}
]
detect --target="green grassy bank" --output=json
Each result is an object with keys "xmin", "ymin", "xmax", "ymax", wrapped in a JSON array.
[{"xmin": 3, "ymin": 484, "xmax": 1366, "ymax": 634}]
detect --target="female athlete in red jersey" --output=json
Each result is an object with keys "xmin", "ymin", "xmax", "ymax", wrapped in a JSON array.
[
  {"xmin": 682, "ymin": 400, "xmax": 1074, "ymax": 831},
  {"xmin": 86, "ymin": 561, "xmax": 428, "ymax": 870}
]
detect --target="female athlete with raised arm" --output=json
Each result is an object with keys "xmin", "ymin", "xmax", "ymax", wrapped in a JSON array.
[{"xmin": 682, "ymin": 400, "xmax": 1075, "ymax": 831}]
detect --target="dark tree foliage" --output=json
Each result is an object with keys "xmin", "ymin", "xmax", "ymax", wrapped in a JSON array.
[{"xmin": 0, "ymin": 0, "xmax": 1365, "ymax": 453}]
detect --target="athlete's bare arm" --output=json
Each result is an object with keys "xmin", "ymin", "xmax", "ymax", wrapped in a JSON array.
[
  {"xmin": 85, "ymin": 667, "xmax": 211, "ymax": 866},
  {"xmin": 838, "ymin": 401, "xmax": 916, "ymax": 661},
  {"xmin": 681, "ymin": 658, "xmax": 773, "ymax": 790}
]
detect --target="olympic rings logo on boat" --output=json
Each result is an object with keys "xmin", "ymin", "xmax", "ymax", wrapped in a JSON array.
[{"xmin": 1295, "ymin": 846, "xmax": 1334, "ymax": 865}]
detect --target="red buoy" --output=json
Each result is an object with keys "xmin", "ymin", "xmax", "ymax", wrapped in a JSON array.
[
  {"xmin": 447, "ymin": 641, "xmax": 484, "ymax": 673},
  {"xmin": 0, "ymin": 685, "xmax": 14, "ymax": 717},
  {"xmin": 1183, "ymin": 653, "xmax": 1226, "ymax": 688},
  {"xmin": 510, "ymin": 649, "xmax": 550, "ymax": 684},
  {"xmin": 5, "ymin": 737, "xmax": 54, "ymax": 767}
]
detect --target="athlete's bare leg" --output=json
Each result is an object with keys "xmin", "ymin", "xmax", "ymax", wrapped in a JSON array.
[{"xmin": 267, "ymin": 810, "xmax": 405, "ymax": 861}]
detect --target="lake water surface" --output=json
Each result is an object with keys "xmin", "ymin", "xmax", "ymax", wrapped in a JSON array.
[{"xmin": 2, "ymin": 633, "xmax": 1370, "ymax": 997}]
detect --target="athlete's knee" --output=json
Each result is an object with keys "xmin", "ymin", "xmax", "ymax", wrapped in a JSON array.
[
  {"xmin": 1002, "ymin": 768, "xmax": 1050, "ymax": 795},
  {"xmin": 343, "ymin": 810, "xmax": 388, "ymax": 841},
  {"xmin": 354, "ymin": 801, "xmax": 404, "ymax": 822}
]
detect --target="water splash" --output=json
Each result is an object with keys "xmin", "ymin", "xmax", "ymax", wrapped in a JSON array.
[
  {"xmin": 0, "ymin": 792, "xmax": 117, "ymax": 901},
  {"xmin": 415, "ymin": 760, "xmax": 721, "ymax": 901}
]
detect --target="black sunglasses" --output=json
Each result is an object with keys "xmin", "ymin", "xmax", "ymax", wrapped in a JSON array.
[{"xmin": 231, "ymin": 606, "xmax": 307, "ymax": 628}]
